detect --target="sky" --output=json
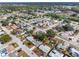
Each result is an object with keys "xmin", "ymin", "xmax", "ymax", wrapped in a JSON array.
[{"xmin": 0, "ymin": 0, "xmax": 79, "ymax": 2}]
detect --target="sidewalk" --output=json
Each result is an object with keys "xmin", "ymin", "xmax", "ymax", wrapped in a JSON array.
[
  {"xmin": 1, "ymin": 26, "xmax": 38, "ymax": 57},
  {"xmin": 27, "ymin": 36, "xmax": 50, "ymax": 53}
]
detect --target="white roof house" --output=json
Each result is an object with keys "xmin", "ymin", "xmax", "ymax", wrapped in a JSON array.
[
  {"xmin": 57, "ymin": 42, "xmax": 69, "ymax": 50},
  {"xmin": 0, "ymin": 31, "xmax": 5, "ymax": 35},
  {"xmin": 27, "ymin": 36, "xmax": 42, "ymax": 47},
  {"xmin": 39, "ymin": 45, "xmax": 50, "ymax": 53},
  {"xmin": 27, "ymin": 36, "xmax": 50, "ymax": 53},
  {"xmin": 69, "ymin": 48, "xmax": 79, "ymax": 56},
  {"xmin": 49, "ymin": 49, "xmax": 64, "ymax": 57}
]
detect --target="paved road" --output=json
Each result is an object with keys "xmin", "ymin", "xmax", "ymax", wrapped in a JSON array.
[
  {"xmin": 27, "ymin": 36, "xmax": 51, "ymax": 53},
  {"xmin": 1, "ymin": 26, "xmax": 38, "ymax": 57},
  {"xmin": 0, "ymin": 40, "xmax": 13, "ymax": 50}
]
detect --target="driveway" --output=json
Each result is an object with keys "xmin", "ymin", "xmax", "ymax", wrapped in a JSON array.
[{"xmin": 1, "ymin": 26, "xmax": 38, "ymax": 57}]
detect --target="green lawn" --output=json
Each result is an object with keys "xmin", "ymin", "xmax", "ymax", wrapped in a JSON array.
[
  {"xmin": 23, "ymin": 41, "xmax": 34, "ymax": 48},
  {"xmin": 11, "ymin": 43, "xmax": 19, "ymax": 48},
  {"xmin": 0, "ymin": 34, "xmax": 11, "ymax": 43}
]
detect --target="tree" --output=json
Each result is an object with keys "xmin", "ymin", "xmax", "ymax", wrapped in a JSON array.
[
  {"xmin": 1, "ymin": 21, "xmax": 9, "ymax": 26},
  {"xmin": 11, "ymin": 30, "xmax": 17, "ymax": 35},
  {"xmin": 46, "ymin": 29, "xmax": 56, "ymax": 37},
  {"xmin": 44, "ymin": 13, "xmax": 60, "ymax": 19},
  {"xmin": 71, "ymin": 14, "xmax": 77, "ymax": 17},
  {"xmin": 27, "ymin": 30, "xmax": 33, "ymax": 35},
  {"xmin": 68, "ymin": 17, "xmax": 79, "ymax": 22},
  {"xmin": 74, "ymin": 30, "xmax": 79, "ymax": 34},
  {"xmin": 35, "ymin": 31, "xmax": 47, "ymax": 41},
  {"xmin": 71, "ymin": 7, "xmax": 79, "ymax": 13},
  {"xmin": 11, "ymin": 21, "xmax": 16, "ymax": 24},
  {"xmin": 62, "ymin": 24, "xmax": 74, "ymax": 31},
  {"xmin": 27, "ymin": 41, "xmax": 32, "ymax": 46},
  {"xmin": 63, "ymin": 19, "xmax": 70, "ymax": 24}
]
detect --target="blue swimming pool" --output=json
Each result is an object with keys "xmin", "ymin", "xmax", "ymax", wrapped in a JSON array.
[{"xmin": 0, "ymin": 48, "xmax": 8, "ymax": 57}]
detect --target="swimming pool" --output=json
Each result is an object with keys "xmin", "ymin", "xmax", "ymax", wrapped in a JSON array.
[{"xmin": 0, "ymin": 48, "xmax": 8, "ymax": 57}]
